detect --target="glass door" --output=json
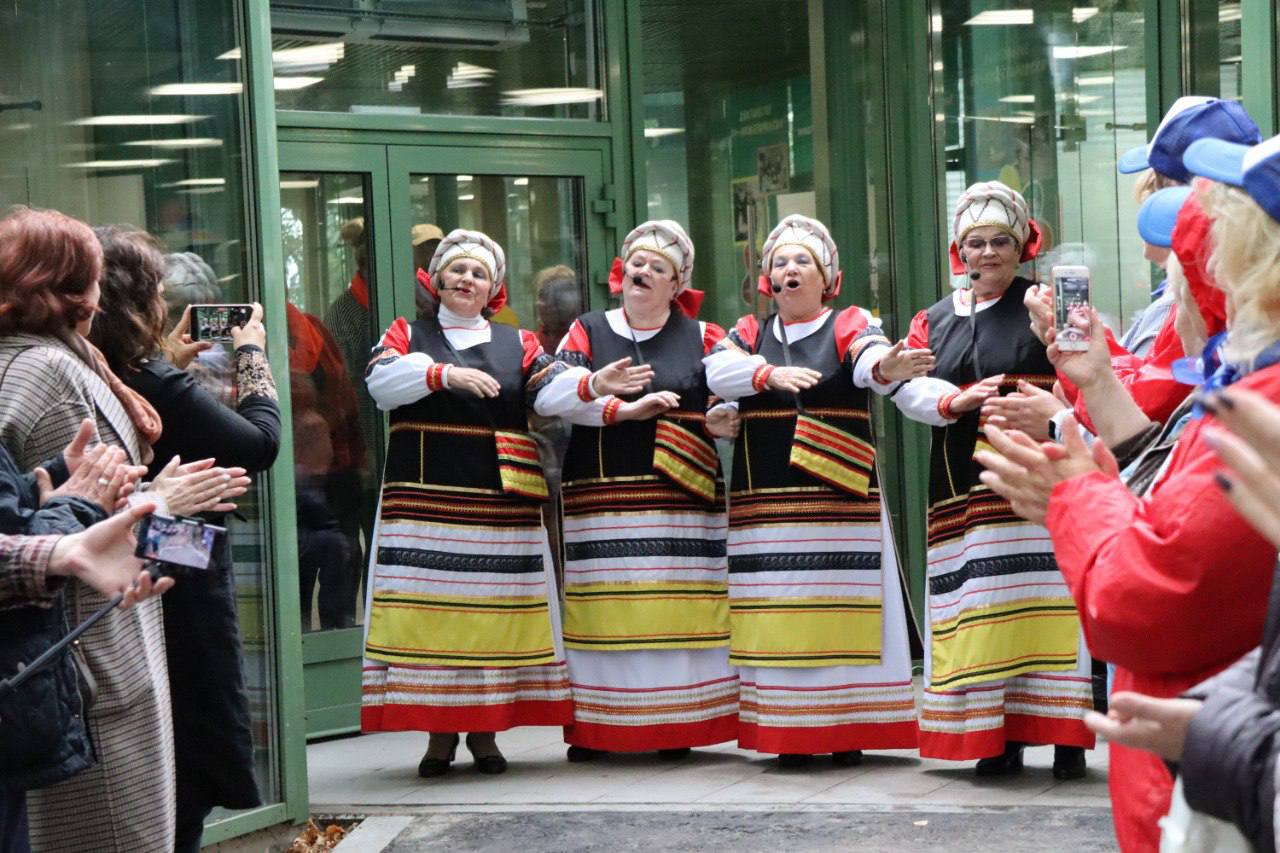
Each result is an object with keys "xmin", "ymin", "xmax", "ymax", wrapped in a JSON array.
[{"xmin": 281, "ymin": 139, "xmax": 608, "ymax": 737}]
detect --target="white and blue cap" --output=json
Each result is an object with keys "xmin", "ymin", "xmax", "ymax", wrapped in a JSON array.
[
  {"xmin": 1117, "ymin": 96, "xmax": 1262, "ymax": 183},
  {"xmin": 1184, "ymin": 133, "xmax": 1280, "ymax": 224},
  {"xmin": 1136, "ymin": 186, "xmax": 1193, "ymax": 248}
]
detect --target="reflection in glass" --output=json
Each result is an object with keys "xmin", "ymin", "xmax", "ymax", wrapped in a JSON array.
[
  {"xmin": 280, "ymin": 173, "xmax": 383, "ymax": 635},
  {"xmin": 0, "ymin": 0, "xmax": 279, "ymax": 809},
  {"xmin": 270, "ymin": 0, "xmax": 602, "ymax": 119},
  {"xmin": 937, "ymin": 1, "xmax": 1150, "ymax": 330},
  {"xmin": 639, "ymin": 0, "xmax": 814, "ymax": 326},
  {"xmin": 408, "ymin": 173, "xmax": 586, "ymax": 330}
]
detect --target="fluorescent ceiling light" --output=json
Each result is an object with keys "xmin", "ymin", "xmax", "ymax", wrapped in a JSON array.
[
  {"xmin": 71, "ymin": 114, "xmax": 206, "ymax": 126},
  {"xmin": 456, "ymin": 175, "xmax": 473, "ymax": 182},
  {"xmin": 274, "ymin": 42, "xmax": 344, "ymax": 69},
  {"xmin": 1077, "ymin": 74, "xmax": 1114, "ymax": 86},
  {"xmin": 969, "ymin": 115, "xmax": 1036, "ymax": 125},
  {"xmin": 930, "ymin": 13, "xmax": 943, "ymax": 32},
  {"xmin": 644, "ymin": 127, "xmax": 685, "ymax": 138},
  {"xmin": 447, "ymin": 62, "xmax": 494, "ymax": 89},
  {"xmin": 161, "ymin": 178, "xmax": 226, "ymax": 187},
  {"xmin": 66, "ymin": 158, "xmax": 173, "ymax": 169},
  {"xmin": 1078, "ymin": 109, "xmax": 1110, "ymax": 116},
  {"xmin": 326, "ymin": 196, "xmax": 364, "ymax": 205},
  {"xmin": 1220, "ymin": 4, "xmax": 1242, "ymax": 22},
  {"xmin": 124, "ymin": 137, "xmax": 223, "ymax": 148},
  {"xmin": 933, "ymin": 61, "xmax": 944, "ymax": 71},
  {"xmin": 1053, "ymin": 45, "xmax": 1127, "ymax": 59},
  {"xmin": 457, "ymin": 194, "xmax": 476, "ymax": 201},
  {"xmin": 280, "ymin": 179, "xmax": 320, "ymax": 189},
  {"xmin": 500, "ymin": 87, "xmax": 603, "ymax": 106},
  {"xmin": 274, "ymin": 76, "xmax": 323, "ymax": 91},
  {"xmin": 513, "ymin": 177, "xmax": 529, "ymax": 186},
  {"xmin": 1072, "ymin": 7, "xmax": 1100, "ymax": 23},
  {"xmin": 998, "ymin": 95, "xmax": 1036, "ymax": 104},
  {"xmin": 217, "ymin": 48, "xmax": 241, "ymax": 61},
  {"xmin": 150, "ymin": 83, "xmax": 244, "ymax": 96},
  {"xmin": 1059, "ymin": 93, "xmax": 1102, "ymax": 103},
  {"xmin": 965, "ymin": 10, "xmax": 1034, "ymax": 25},
  {"xmin": 176, "ymin": 187, "xmax": 223, "ymax": 195},
  {"xmin": 217, "ymin": 274, "xmax": 239, "ymax": 282}
]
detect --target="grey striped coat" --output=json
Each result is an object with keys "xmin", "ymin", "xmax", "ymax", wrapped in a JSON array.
[{"xmin": 0, "ymin": 333, "xmax": 175, "ymax": 852}]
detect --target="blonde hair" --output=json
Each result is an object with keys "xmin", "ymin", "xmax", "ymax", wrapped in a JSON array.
[
  {"xmin": 1133, "ymin": 169, "xmax": 1181, "ymax": 204},
  {"xmin": 1198, "ymin": 181, "xmax": 1280, "ymax": 366}
]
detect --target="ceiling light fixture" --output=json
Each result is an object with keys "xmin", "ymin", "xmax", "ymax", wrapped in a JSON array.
[
  {"xmin": 71, "ymin": 114, "xmax": 207, "ymax": 126},
  {"xmin": 66, "ymin": 158, "xmax": 174, "ymax": 169},
  {"xmin": 1053, "ymin": 45, "xmax": 1127, "ymax": 59},
  {"xmin": 149, "ymin": 83, "xmax": 244, "ymax": 96},
  {"xmin": 124, "ymin": 138, "xmax": 223, "ymax": 148},
  {"xmin": 274, "ymin": 76, "xmax": 324, "ymax": 91},
  {"xmin": 500, "ymin": 87, "xmax": 603, "ymax": 106},
  {"xmin": 964, "ymin": 10, "xmax": 1034, "ymax": 25},
  {"xmin": 1072, "ymin": 7, "xmax": 1100, "ymax": 23}
]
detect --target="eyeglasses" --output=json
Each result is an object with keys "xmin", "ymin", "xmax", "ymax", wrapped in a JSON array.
[{"xmin": 961, "ymin": 235, "xmax": 1017, "ymax": 253}]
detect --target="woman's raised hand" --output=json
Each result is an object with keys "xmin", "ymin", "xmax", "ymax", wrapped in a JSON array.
[
  {"xmin": 615, "ymin": 391, "xmax": 680, "ymax": 422},
  {"xmin": 1046, "ymin": 308, "xmax": 1111, "ymax": 391},
  {"xmin": 47, "ymin": 502, "xmax": 175, "ymax": 609},
  {"xmin": 875, "ymin": 340, "xmax": 935, "ymax": 382},
  {"xmin": 230, "ymin": 302, "xmax": 267, "ymax": 351},
  {"xmin": 1024, "ymin": 284, "xmax": 1054, "ymax": 345},
  {"xmin": 590, "ymin": 357, "xmax": 655, "ymax": 397},
  {"xmin": 765, "ymin": 366, "xmax": 822, "ymax": 394},
  {"xmin": 151, "ymin": 456, "xmax": 252, "ymax": 515},
  {"xmin": 165, "ymin": 305, "xmax": 216, "ymax": 369},
  {"xmin": 1204, "ymin": 388, "xmax": 1280, "ymax": 549},
  {"xmin": 447, "ymin": 366, "xmax": 502, "ymax": 398}
]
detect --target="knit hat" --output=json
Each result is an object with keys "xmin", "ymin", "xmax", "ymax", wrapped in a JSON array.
[
  {"xmin": 607, "ymin": 220, "xmax": 702, "ymax": 318},
  {"xmin": 418, "ymin": 228, "xmax": 507, "ymax": 314},
  {"xmin": 761, "ymin": 214, "xmax": 840, "ymax": 286},
  {"xmin": 948, "ymin": 181, "xmax": 1043, "ymax": 274}
]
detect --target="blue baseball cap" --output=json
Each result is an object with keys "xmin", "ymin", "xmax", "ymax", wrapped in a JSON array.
[
  {"xmin": 1137, "ymin": 186, "xmax": 1193, "ymax": 248},
  {"xmin": 1184, "ymin": 133, "xmax": 1280, "ymax": 224},
  {"xmin": 1117, "ymin": 96, "xmax": 1263, "ymax": 183}
]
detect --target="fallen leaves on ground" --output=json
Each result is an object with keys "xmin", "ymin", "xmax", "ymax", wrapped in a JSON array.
[{"xmin": 287, "ymin": 818, "xmax": 350, "ymax": 852}]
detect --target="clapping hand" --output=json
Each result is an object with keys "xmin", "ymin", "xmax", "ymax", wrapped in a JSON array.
[
  {"xmin": 47, "ymin": 502, "xmax": 176, "ymax": 609},
  {"xmin": 590, "ymin": 357, "xmax": 656, "ymax": 397},
  {"xmin": 1084, "ymin": 692, "xmax": 1202, "ymax": 762},
  {"xmin": 447, "ymin": 367, "xmax": 502, "ymax": 399},
  {"xmin": 948, "ymin": 374, "xmax": 1005, "ymax": 415},
  {"xmin": 875, "ymin": 340, "xmax": 935, "ymax": 382},
  {"xmin": 615, "ymin": 391, "xmax": 680, "ymax": 422},
  {"xmin": 705, "ymin": 405, "xmax": 740, "ymax": 439},
  {"xmin": 982, "ymin": 380, "xmax": 1067, "ymax": 441},
  {"xmin": 766, "ymin": 366, "xmax": 822, "ymax": 394}
]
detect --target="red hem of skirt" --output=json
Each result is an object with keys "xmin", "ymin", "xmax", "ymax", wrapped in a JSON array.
[
  {"xmin": 362, "ymin": 700, "xmax": 574, "ymax": 733},
  {"xmin": 737, "ymin": 720, "xmax": 919, "ymax": 755},
  {"xmin": 918, "ymin": 714, "xmax": 1096, "ymax": 760},
  {"xmin": 563, "ymin": 715, "xmax": 739, "ymax": 751}
]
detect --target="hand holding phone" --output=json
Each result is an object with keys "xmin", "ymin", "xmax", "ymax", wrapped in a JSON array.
[
  {"xmin": 1051, "ymin": 266, "xmax": 1092, "ymax": 352},
  {"xmin": 190, "ymin": 304, "xmax": 253, "ymax": 343}
]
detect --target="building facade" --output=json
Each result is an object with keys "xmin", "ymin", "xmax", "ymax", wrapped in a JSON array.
[{"xmin": 1, "ymin": 0, "xmax": 1273, "ymax": 841}]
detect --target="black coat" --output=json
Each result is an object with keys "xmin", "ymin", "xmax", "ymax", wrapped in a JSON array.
[
  {"xmin": 0, "ymin": 448, "xmax": 106, "ymax": 792},
  {"xmin": 125, "ymin": 351, "xmax": 280, "ymax": 817},
  {"xmin": 1182, "ymin": 557, "xmax": 1280, "ymax": 853}
]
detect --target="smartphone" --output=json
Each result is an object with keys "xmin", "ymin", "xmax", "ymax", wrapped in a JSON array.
[
  {"xmin": 135, "ymin": 513, "xmax": 225, "ymax": 573},
  {"xmin": 190, "ymin": 304, "xmax": 253, "ymax": 343},
  {"xmin": 1051, "ymin": 265, "xmax": 1091, "ymax": 352}
]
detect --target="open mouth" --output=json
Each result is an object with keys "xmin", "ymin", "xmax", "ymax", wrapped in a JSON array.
[{"xmin": 782, "ymin": 277, "xmax": 802, "ymax": 290}]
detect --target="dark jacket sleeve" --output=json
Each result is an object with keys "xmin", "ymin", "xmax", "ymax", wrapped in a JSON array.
[
  {"xmin": 1181, "ymin": 658, "xmax": 1280, "ymax": 853},
  {"xmin": 137, "ymin": 359, "xmax": 282, "ymax": 475}
]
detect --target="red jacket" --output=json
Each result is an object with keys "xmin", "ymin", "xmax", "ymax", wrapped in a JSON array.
[{"xmin": 1046, "ymin": 362, "xmax": 1280, "ymax": 852}]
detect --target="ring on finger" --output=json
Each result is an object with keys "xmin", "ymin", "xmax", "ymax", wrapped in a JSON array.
[{"xmin": 97, "ymin": 477, "xmax": 110, "ymax": 487}]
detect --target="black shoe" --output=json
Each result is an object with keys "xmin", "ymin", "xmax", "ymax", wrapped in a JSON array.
[
  {"xmin": 975, "ymin": 742, "xmax": 1025, "ymax": 777},
  {"xmin": 777, "ymin": 753, "xmax": 812, "ymax": 768},
  {"xmin": 417, "ymin": 734, "xmax": 460, "ymax": 778},
  {"xmin": 465, "ymin": 733, "xmax": 508, "ymax": 775},
  {"xmin": 566, "ymin": 745, "xmax": 600, "ymax": 763},
  {"xmin": 658, "ymin": 748, "xmax": 692, "ymax": 761},
  {"xmin": 832, "ymin": 750, "xmax": 863, "ymax": 767},
  {"xmin": 1052, "ymin": 746, "xmax": 1087, "ymax": 781}
]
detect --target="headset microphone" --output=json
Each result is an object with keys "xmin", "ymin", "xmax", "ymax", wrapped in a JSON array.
[
  {"xmin": 771, "ymin": 282, "xmax": 783, "ymax": 293},
  {"xmin": 969, "ymin": 271, "xmax": 981, "ymax": 281}
]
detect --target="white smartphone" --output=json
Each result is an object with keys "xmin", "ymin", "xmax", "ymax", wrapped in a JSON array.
[{"xmin": 1051, "ymin": 265, "xmax": 1091, "ymax": 352}]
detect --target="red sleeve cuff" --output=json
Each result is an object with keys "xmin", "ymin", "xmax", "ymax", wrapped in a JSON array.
[
  {"xmin": 602, "ymin": 397, "xmax": 622, "ymax": 425},
  {"xmin": 577, "ymin": 373, "xmax": 597, "ymax": 402},
  {"xmin": 938, "ymin": 391, "xmax": 959, "ymax": 421},
  {"xmin": 426, "ymin": 363, "xmax": 447, "ymax": 391},
  {"xmin": 751, "ymin": 364, "xmax": 774, "ymax": 392}
]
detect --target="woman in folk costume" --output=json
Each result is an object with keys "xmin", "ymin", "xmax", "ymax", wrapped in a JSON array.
[
  {"xmin": 900, "ymin": 182, "xmax": 1094, "ymax": 778},
  {"xmin": 362, "ymin": 229, "xmax": 613, "ymax": 776},
  {"xmin": 533, "ymin": 220, "xmax": 740, "ymax": 761},
  {"xmin": 703, "ymin": 214, "xmax": 932, "ymax": 767}
]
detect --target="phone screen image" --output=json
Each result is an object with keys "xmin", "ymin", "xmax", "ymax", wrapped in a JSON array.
[
  {"xmin": 1053, "ymin": 274, "xmax": 1091, "ymax": 348},
  {"xmin": 137, "ymin": 514, "xmax": 223, "ymax": 571},
  {"xmin": 191, "ymin": 305, "xmax": 251, "ymax": 343}
]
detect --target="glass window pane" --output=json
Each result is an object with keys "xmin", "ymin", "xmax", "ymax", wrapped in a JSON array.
[
  {"xmin": 280, "ymin": 173, "xmax": 383, "ymax": 634},
  {"xmin": 936, "ymin": 2, "xmax": 1151, "ymax": 332},
  {"xmin": 408, "ymin": 173, "xmax": 586, "ymax": 329},
  {"xmin": 0, "ymin": 0, "xmax": 280, "ymax": 809},
  {"xmin": 639, "ymin": 0, "xmax": 817, "ymax": 325},
  {"xmin": 270, "ymin": 0, "xmax": 603, "ymax": 120}
]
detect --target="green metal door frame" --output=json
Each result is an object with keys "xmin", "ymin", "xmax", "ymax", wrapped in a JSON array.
[{"xmin": 274, "ymin": 135, "xmax": 610, "ymax": 741}]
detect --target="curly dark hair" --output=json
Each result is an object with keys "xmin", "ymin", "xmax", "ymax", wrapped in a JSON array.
[
  {"xmin": 0, "ymin": 207, "xmax": 101, "ymax": 336},
  {"xmin": 88, "ymin": 225, "xmax": 168, "ymax": 374}
]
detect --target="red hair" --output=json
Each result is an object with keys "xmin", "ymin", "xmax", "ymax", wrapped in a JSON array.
[{"xmin": 0, "ymin": 207, "xmax": 102, "ymax": 335}]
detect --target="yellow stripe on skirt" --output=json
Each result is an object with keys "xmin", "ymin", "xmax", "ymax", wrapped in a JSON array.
[{"xmin": 729, "ymin": 597, "xmax": 883, "ymax": 667}]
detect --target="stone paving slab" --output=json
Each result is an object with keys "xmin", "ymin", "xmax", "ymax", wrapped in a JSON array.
[{"xmin": 376, "ymin": 808, "xmax": 1118, "ymax": 852}]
